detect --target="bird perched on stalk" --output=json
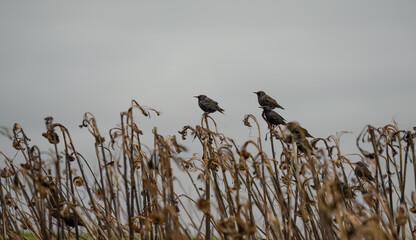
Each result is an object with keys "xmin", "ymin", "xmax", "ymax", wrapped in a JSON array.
[
  {"xmin": 51, "ymin": 207, "xmax": 84, "ymax": 228},
  {"xmin": 283, "ymin": 122, "xmax": 314, "ymax": 155},
  {"xmin": 354, "ymin": 162, "xmax": 374, "ymax": 182},
  {"xmin": 286, "ymin": 122, "xmax": 314, "ymax": 139},
  {"xmin": 254, "ymin": 91, "xmax": 284, "ymax": 110},
  {"xmin": 262, "ymin": 106, "xmax": 286, "ymax": 127},
  {"xmin": 63, "ymin": 212, "xmax": 84, "ymax": 228},
  {"xmin": 194, "ymin": 95, "xmax": 224, "ymax": 114},
  {"xmin": 295, "ymin": 140, "xmax": 313, "ymax": 156}
]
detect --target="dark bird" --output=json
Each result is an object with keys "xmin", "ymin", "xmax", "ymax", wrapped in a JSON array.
[
  {"xmin": 194, "ymin": 95, "xmax": 224, "ymax": 114},
  {"xmin": 286, "ymin": 122, "xmax": 314, "ymax": 139},
  {"xmin": 262, "ymin": 106, "xmax": 286, "ymax": 126},
  {"xmin": 63, "ymin": 212, "xmax": 84, "ymax": 228},
  {"xmin": 296, "ymin": 139, "xmax": 313, "ymax": 155},
  {"xmin": 354, "ymin": 162, "xmax": 375, "ymax": 182},
  {"xmin": 282, "ymin": 122, "xmax": 314, "ymax": 155},
  {"xmin": 254, "ymin": 91, "xmax": 284, "ymax": 110},
  {"xmin": 51, "ymin": 208, "xmax": 84, "ymax": 228}
]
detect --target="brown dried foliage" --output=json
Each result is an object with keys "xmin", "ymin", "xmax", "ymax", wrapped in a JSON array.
[{"xmin": 0, "ymin": 101, "xmax": 415, "ymax": 239}]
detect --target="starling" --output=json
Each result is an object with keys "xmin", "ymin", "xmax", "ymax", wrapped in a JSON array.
[
  {"xmin": 354, "ymin": 162, "xmax": 375, "ymax": 182},
  {"xmin": 254, "ymin": 91, "xmax": 284, "ymax": 110},
  {"xmin": 194, "ymin": 95, "xmax": 224, "ymax": 114},
  {"xmin": 63, "ymin": 212, "xmax": 84, "ymax": 228},
  {"xmin": 262, "ymin": 106, "xmax": 286, "ymax": 126},
  {"xmin": 296, "ymin": 140, "xmax": 312, "ymax": 155},
  {"xmin": 286, "ymin": 122, "xmax": 314, "ymax": 139},
  {"xmin": 282, "ymin": 122, "xmax": 314, "ymax": 155}
]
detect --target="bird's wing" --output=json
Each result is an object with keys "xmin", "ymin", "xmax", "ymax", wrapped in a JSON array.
[
  {"xmin": 272, "ymin": 111, "xmax": 286, "ymax": 122},
  {"xmin": 264, "ymin": 95, "xmax": 277, "ymax": 104},
  {"xmin": 202, "ymin": 98, "xmax": 212, "ymax": 105},
  {"xmin": 265, "ymin": 95, "xmax": 284, "ymax": 109},
  {"xmin": 211, "ymin": 99, "xmax": 220, "ymax": 107},
  {"xmin": 203, "ymin": 98, "xmax": 220, "ymax": 109}
]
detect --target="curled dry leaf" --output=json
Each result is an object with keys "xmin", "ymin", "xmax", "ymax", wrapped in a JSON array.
[
  {"xmin": 240, "ymin": 149, "xmax": 250, "ymax": 160},
  {"xmin": 243, "ymin": 115, "xmax": 252, "ymax": 127},
  {"xmin": 66, "ymin": 153, "xmax": 75, "ymax": 162},
  {"xmin": 237, "ymin": 162, "xmax": 248, "ymax": 172},
  {"xmin": 132, "ymin": 123, "xmax": 143, "ymax": 135},
  {"xmin": 149, "ymin": 210, "xmax": 166, "ymax": 225},
  {"xmin": 170, "ymin": 135, "xmax": 187, "ymax": 153},
  {"xmin": 12, "ymin": 139, "xmax": 24, "ymax": 150},
  {"xmin": 95, "ymin": 135, "xmax": 105, "ymax": 145},
  {"xmin": 1, "ymin": 167, "xmax": 16, "ymax": 178},
  {"xmin": 196, "ymin": 198, "xmax": 210, "ymax": 213},
  {"xmin": 73, "ymin": 176, "xmax": 85, "ymax": 187},
  {"xmin": 42, "ymin": 130, "xmax": 59, "ymax": 144}
]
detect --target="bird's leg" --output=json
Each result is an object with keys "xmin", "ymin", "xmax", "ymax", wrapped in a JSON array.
[{"xmin": 203, "ymin": 112, "xmax": 209, "ymax": 118}]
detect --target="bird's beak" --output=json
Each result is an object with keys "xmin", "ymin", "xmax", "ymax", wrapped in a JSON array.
[
  {"xmin": 253, "ymin": 91, "xmax": 258, "ymax": 94},
  {"xmin": 193, "ymin": 96, "xmax": 199, "ymax": 98}
]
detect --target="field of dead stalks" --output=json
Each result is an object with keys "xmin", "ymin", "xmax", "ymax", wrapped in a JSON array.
[{"xmin": 1, "ymin": 100, "xmax": 415, "ymax": 240}]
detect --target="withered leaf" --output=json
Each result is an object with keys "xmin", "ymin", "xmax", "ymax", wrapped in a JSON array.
[{"xmin": 73, "ymin": 176, "xmax": 85, "ymax": 187}]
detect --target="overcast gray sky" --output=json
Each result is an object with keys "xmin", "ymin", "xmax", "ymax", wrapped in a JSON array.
[{"xmin": 1, "ymin": 1, "xmax": 415, "ymax": 160}]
